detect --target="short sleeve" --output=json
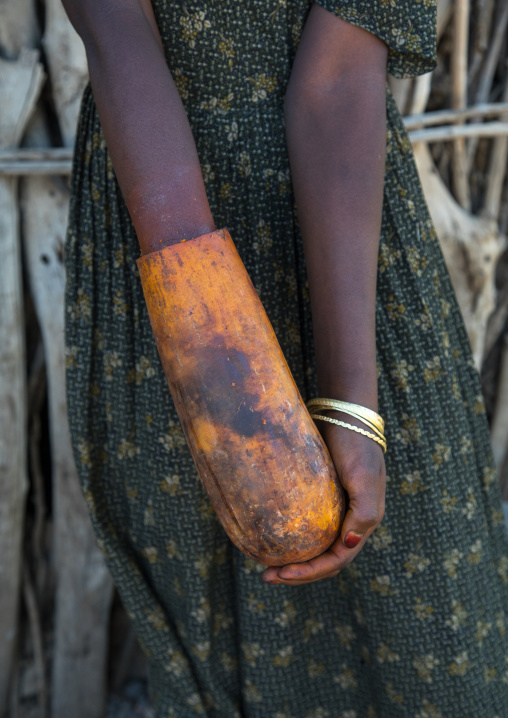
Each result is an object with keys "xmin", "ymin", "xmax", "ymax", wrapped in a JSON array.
[{"xmin": 313, "ymin": 0, "xmax": 437, "ymax": 79}]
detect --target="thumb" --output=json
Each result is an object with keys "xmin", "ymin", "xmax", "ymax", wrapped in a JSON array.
[{"xmin": 339, "ymin": 469, "xmax": 384, "ymax": 549}]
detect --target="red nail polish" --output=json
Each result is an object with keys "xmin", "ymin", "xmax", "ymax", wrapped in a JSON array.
[{"xmin": 344, "ymin": 532, "xmax": 362, "ymax": 549}]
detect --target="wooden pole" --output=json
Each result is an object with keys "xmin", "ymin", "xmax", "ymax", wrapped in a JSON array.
[
  {"xmin": 21, "ymin": 175, "xmax": 114, "ymax": 718},
  {"xmin": 0, "ymin": 48, "xmax": 44, "ymax": 716},
  {"xmin": 408, "ymin": 121, "xmax": 508, "ymax": 143},
  {"xmin": 451, "ymin": 0, "xmax": 471, "ymax": 210},
  {"xmin": 0, "ymin": 159, "xmax": 72, "ymax": 175},
  {"xmin": 467, "ymin": 1, "xmax": 508, "ymax": 167},
  {"xmin": 32, "ymin": 8, "xmax": 114, "ymax": 717},
  {"xmin": 403, "ymin": 102, "xmax": 508, "ymax": 129},
  {"xmin": 482, "ymin": 78, "xmax": 508, "ymax": 220}
]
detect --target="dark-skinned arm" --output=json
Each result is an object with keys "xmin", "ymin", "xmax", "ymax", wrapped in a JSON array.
[
  {"xmin": 65, "ymin": 0, "xmax": 387, "ymax": 585},
  {"xmin": 61, "ymin": 0, "xmax": 214, "ymax": 254},
  {"xmin": 262, "ymin": 5, "xmax": 388, "ymax": 586}
]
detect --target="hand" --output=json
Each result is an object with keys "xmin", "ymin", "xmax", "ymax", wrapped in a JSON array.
[{"xmin": 262, "ymin": 420, "xmax": 386, "ymax": 585}]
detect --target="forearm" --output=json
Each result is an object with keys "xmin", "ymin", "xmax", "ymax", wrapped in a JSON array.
[
  {"xmin": 63, "ymin": 0, "xmax": 214, "ymax": 254},
  {"xmin": 285, "ymin": 11, "xmax": 387, "ymax": 409}
]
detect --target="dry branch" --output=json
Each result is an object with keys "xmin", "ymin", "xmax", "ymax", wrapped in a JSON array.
[
  {"xmin": 0, "ymin": 148, "xmax": 73, "ymax": 175},
  {"xmin": 0, "ymin": 160, "xmax": 72, "ymax": 175},
  {"xmin": 451, "ymin": 0, "xmax": 471, "ymax": 209},
  {"xmin": 473, "ymin": 1, "xmax": 508, "ymax": 106},
  {"xmin": 467, "ymin": 1, "xmax": 508, "ymax": 166},
  {"xmin": 0, "ymin": 148, "xmax": 72, "ymax": 159},
  {"xmin": 468, "ymin": 0, "xmax": 496, "ymax": 88},
  {"xmin": 483, "ymin": 77, "xmax": 508, "ymax": 220},
  {"xmin": 408, "ymin": 121, "xmax": 508, "ymax": 143},
  {"xmin": 403, "ymin": 102, "xmax": 508, "ymax": 129}
]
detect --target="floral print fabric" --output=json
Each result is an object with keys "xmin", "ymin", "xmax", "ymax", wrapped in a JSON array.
[
  {"xmin": 65, "ymin": 1, "xmax": 508, "ymax": 716},
  {"xmin": 318, "ymin": 0, "xmax": 437, "ymax": 78}
]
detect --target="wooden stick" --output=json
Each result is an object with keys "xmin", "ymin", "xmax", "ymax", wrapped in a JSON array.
[
  {"xmin": 22, "ymin": 565, "xmax": 48, "ymax": 718},
  {"xmin": 387, "ymin": 76, "xmax": 413, "ymax": 115},
  {"xmin": 484, "ymin": 284, "xmax": 508, "ymax": 361},
  {"xmin": 27, "ymin": 343, "xmax": 48, "ymax": 595},
  {"xmin": 483, "ymin": 76, "xmax": 508, "ymax": 220},
  {"xmin": 474, "ymin": 1, "xmax": 508, "ymax": 106},
  {"xmin": 451, "ymin": 0, "xmax": 471, "ymax": 210},
  {"xmin": 403, "ymin": 102, "xmax": 508, "ymax": 129},
  {"xmin": 451, "ymin": 0, "xmax": 469, "ymax": 110},
  {"xmin": 409, "ymin": 122, "xmax": 508, "ymax": 143},
  {"xmin": 468, "ymin": 0, "xmax": 496, "ymax": 91},
  {"xmin": 0, "ymin": 148, "xmax": 72, "ymax": 160},
  {"xmin": 408, "ymin": 73, "xmax": 433, "ymax": 116},
  {"xmin": 0, "ymin": 160, "xmax": 72, "ymax": 175},
  {"xmin": 467, "ymin": 1, "xmax": 508, "ymax": 167},
  {"xmin": 0, "ymin": 149, "xmax": 72, "ymax": 174}
]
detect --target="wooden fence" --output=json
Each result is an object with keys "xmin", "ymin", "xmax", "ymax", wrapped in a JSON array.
[{"xmin": 1, "ymin": 0, "xmax": 508, "ymax": 716}]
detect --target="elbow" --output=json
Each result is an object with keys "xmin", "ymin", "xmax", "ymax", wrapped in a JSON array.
[
  {"xmin": 60, "ymin": 0, "xmax": 101, "ymax": 43},
  {"xmin": 284, "ymin": 68, "xmax": 386, "ymax": 128},
  {"xmin": 61, "ymin": 0, "xmax": 138, "ymax": 49}
]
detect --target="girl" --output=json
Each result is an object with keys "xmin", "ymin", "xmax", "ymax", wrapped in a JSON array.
[{"xmin": 63, "ymin": 1, "xmax": 508, "ymax": 715}]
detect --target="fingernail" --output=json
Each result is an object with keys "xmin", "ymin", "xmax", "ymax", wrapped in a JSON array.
[{"xmin": 344, "ymin": 532, "xmax": 363, "ymax": 549}]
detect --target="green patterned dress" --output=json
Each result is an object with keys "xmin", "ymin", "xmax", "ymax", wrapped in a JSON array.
[{"xmin": 65, "ymin": 1, "xmax": 508, "ymax": 716}]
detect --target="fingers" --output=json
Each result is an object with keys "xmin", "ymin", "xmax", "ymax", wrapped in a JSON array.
[
  {"xmin": 263, "ymin": 550, "xmax": 342, "ymax": 585},
  {"xmin": 261, "ymin": 523, "xmax": 374, "ymax": 586},
  {"xmin": 340, "ymin": 462, "xmax": 385, "ymax": 548},
  {"xmin": 262, "ymin": 439, "xmax": 386, "ymax": 586},
  {"xmin": 262, "ymin": 526, "xmax": 369, "ymax": 586}
]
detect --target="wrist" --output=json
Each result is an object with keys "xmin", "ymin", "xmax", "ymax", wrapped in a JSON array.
[
  {"xmin": 307, "ymin": 397, "xmax": 386, "ymax": 453},
  {"xmin": 127, "ymin": 171, "xmax": 215, "ymax": 256},
  {"xmin": 316, "ymin": 366, "xmax": 378, "ymax": 413},
  {"xmin": 136, "ymin": 215, "xmax": 216, "ymax": 256}
]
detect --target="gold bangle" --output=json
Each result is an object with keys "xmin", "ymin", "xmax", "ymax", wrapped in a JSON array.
[
  {"xmin": 308, "ymin": 403, "xmax": 384, "ymax": 441},
  {"xmin": 310, "ymin": 413, "xmax": 387, "ymax": 454},
  {"xmin": 307, "ymin": 398, "xmax": 385, "ymax": 433}
]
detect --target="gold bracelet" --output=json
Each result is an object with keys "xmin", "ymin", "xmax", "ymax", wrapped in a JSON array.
[
  {"xmin": 308, "ymin": 402, "xmax": 384, "ymax": 441},
  {"xmin": 307, "ymin": 398, "xmax": 385, "ymax": 434},
  {"xmin": 310, "ymin": 413, "xmax": 387, "ymax": 453}
]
